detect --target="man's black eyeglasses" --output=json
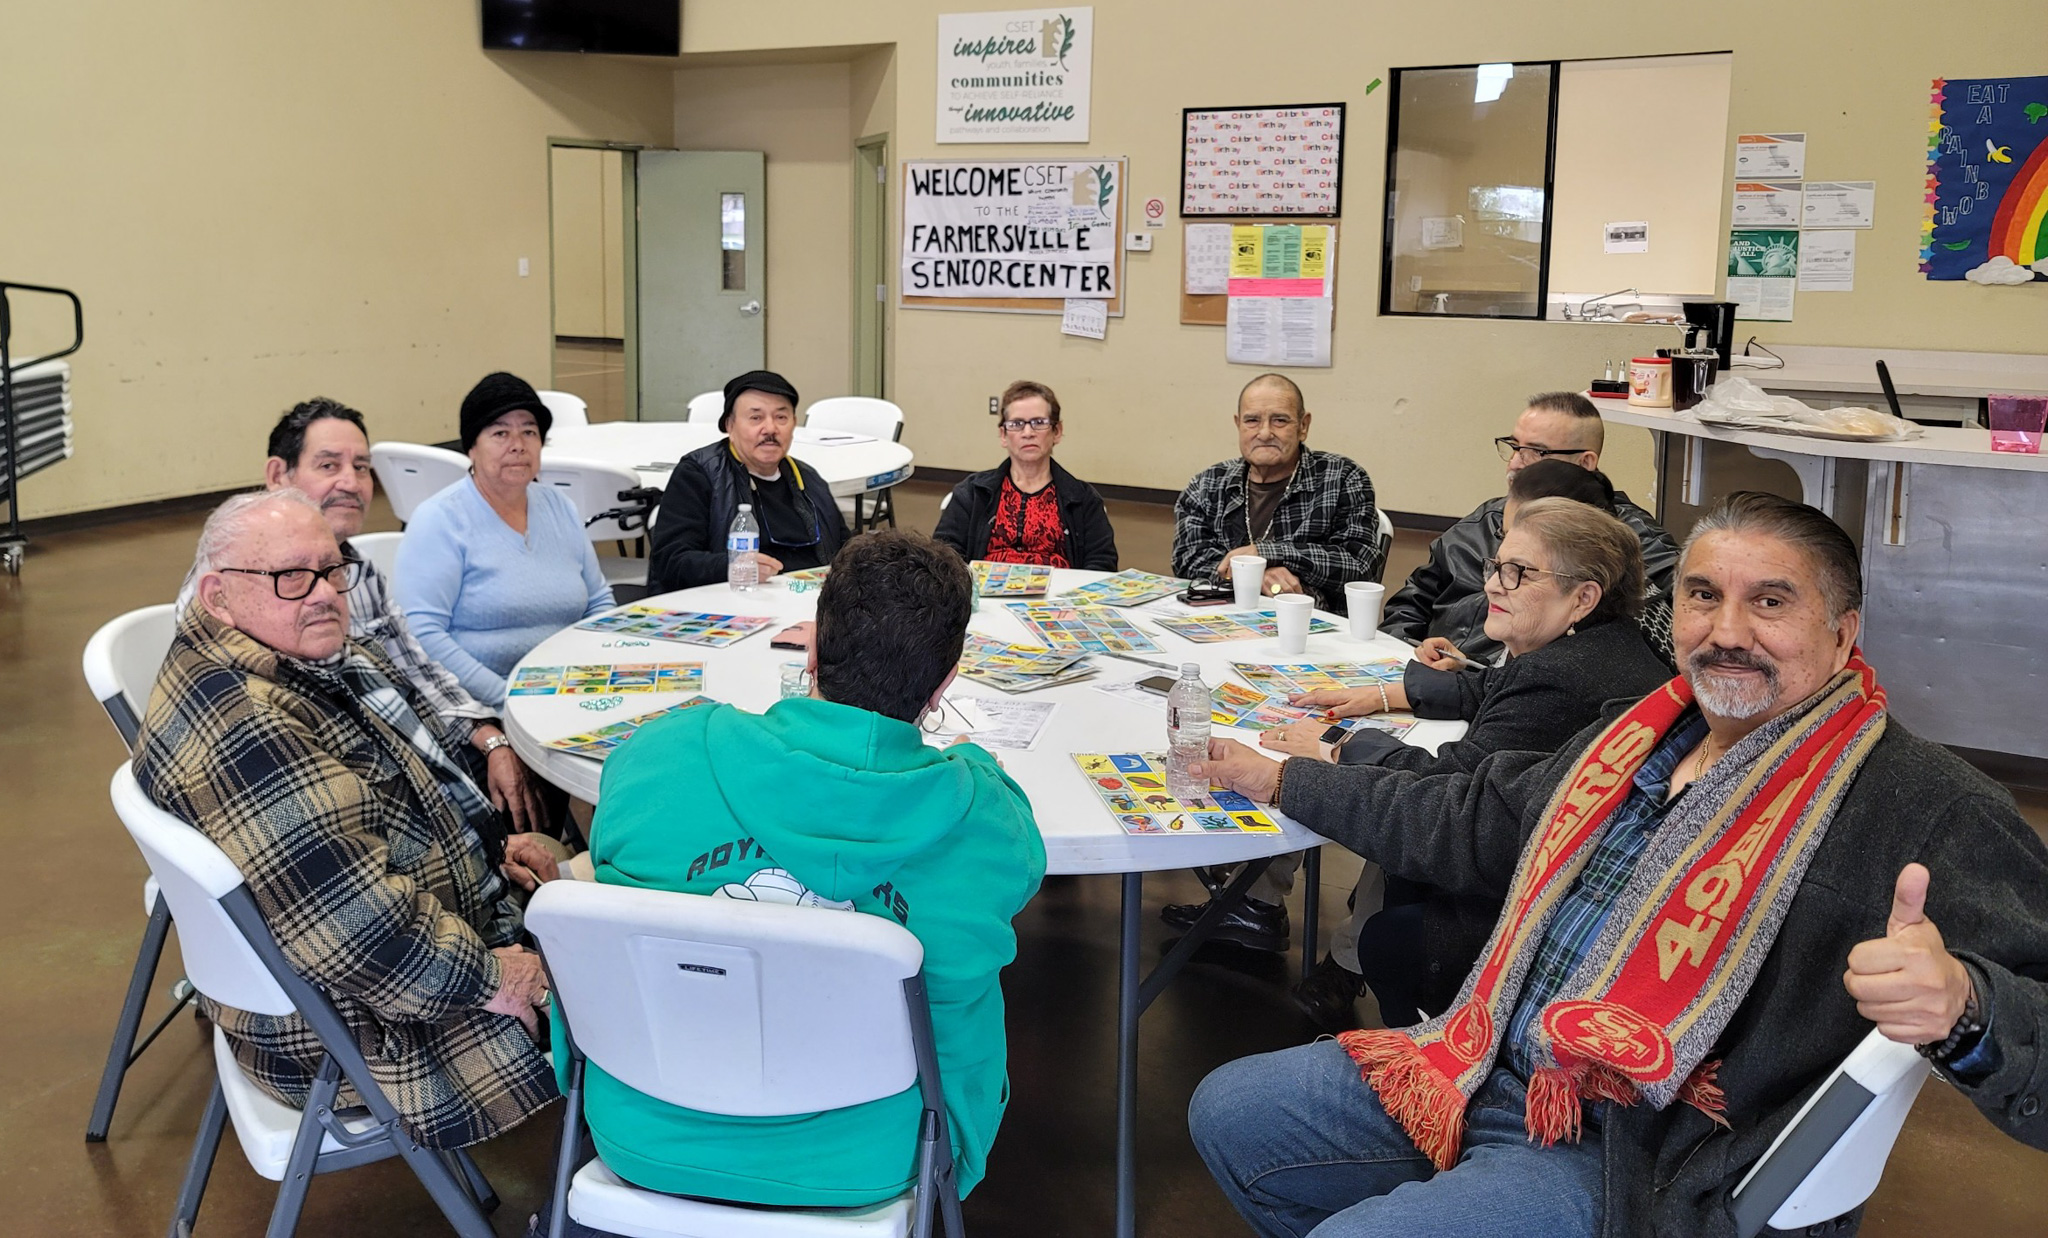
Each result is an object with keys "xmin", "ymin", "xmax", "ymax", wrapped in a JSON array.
[
  {"xmin": 1494, "ymin": 437, "xmax": 1588, "ymax": 463},
  {"xmin": 218, "ymin": 561, "xmax": 363, "ymax": 600},
  {"xmin": 1481, "ymin": 557, "xmax": 1582, "ymax": 591}
]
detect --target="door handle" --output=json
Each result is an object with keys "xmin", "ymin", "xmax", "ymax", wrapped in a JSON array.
[{"xmin": 739, "ymin": 300, "xmax": 762, "ymax": 317}]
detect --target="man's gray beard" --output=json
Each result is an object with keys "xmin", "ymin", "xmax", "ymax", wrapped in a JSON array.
[{"xmin": 1688, "ymin": 666, "xmax": 1779, "ymax": 719}]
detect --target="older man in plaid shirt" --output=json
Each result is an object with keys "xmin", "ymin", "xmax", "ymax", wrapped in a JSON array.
[
  {"xmin": 139, "ymin": 490, "xmax": 559, "ymax": 1148},
  {"xmin": 1172, "ymin": 373, "xmax": 1383, "ymax": 612}
]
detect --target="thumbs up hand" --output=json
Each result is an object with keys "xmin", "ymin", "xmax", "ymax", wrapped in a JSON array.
[{"xmin": 1843, "ymin": 863, "xmax": 1976, "ymax": 1045}]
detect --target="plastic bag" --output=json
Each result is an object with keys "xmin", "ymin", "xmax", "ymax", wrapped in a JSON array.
[{"xmin": 1690, "ymin": 376, "xmax": 1921, "ymax": 441}]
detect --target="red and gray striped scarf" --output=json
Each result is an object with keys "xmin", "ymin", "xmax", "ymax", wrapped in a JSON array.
[{"xmin": 1339, "ymin": 655, "xmax": 1887, "ymax": 1169}]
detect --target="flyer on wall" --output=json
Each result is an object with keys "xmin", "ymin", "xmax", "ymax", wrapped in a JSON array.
[{"xmin": 936, "ymin": 8, "xmax": 1093, "ymax": 144}]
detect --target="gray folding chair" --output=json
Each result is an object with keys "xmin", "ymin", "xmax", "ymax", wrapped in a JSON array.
[
  {"xmin": 525, "ymin": 879, "xmax": 964, "ymax": 1238},
  {"xmin": 1729, "ymin": 1028, "xmax": 1932, "ymax": 1236},
  {"xmin": 110, "ymin": 763, "xmax": 499, "ymax": 1238},
  {"xmin": 80, "ymin": 603, "xmax": 196, "ymax": 1141}
]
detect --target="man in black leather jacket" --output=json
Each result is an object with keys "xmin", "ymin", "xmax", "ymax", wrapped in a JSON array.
[{"xmin": 1383, "ymin": 392, "xmax": 1678, "ymax": 662}]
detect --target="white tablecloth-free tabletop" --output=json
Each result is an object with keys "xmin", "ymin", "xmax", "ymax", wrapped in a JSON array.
[
  {"xmin": 501, "ymin": 569, "xmax": 1464, "ymax": 876},
  {"xmin": 545, "ymin": 422, "xmax": 916, "ymax": 498}
]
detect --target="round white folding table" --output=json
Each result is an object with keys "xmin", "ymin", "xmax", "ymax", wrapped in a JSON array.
[
  {"xmin": 501, "ymin": 570, "xmax": 1462, "ymax": 1238},
  {"xmin": 545, "ymin": 422, "xmax": 914, "ymax": 498}
]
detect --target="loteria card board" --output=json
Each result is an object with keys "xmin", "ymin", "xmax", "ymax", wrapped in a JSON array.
[
  {"xmin": 1230, "ymin": 660, "xmax": 1405, "ymax": 696},
  {"xmin": 576, "ymin": 607, "xmax": 775, "ymax": 648},
  {"xmin": 972, "ymin": 561, "xmax": 1053, "ymax": 596},
  {"xmin": 508, "ymin": 663, "xmax": 704, "ymax": 697},
  {"xmin": 1072, "ymin": 752, "xmax": 1281, "ymax": 835},
  {"xmin": 956, "ymin": 632, "xmax": 1095, "ymax": 692},
  {"xmin": 1053, "ymin": 569, "xmax": 1187, "ymax": 607},
  {"xmin": 1154, "ymin": 610, "xmax": 1338, "ymax": 643},
  {"xmin": 543, "ymin": 697, "xmax": 716, "ymax": 759},
  {"xmin": 1006, "ymin": 602, "xmax": 1162, "ymax": 654}
]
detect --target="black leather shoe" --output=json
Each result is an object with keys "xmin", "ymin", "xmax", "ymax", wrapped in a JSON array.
[
  {"xmin": 1291, "ymin": 954, "xmax": 1365, "ymax": 1033},
  {"xmin": 1159, "ymin": 895, "xmax": 1291, "ymax": 953}
]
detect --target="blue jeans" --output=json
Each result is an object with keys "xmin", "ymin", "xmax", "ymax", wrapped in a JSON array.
[{"xmin": 1189, "ymin": 1041, "xmax": 1604, "ymax": 1238}]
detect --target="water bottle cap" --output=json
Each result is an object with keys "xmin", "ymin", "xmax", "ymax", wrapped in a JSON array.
[
  {"xmin": 737, "ymin": 503, "xmax": 753, "ymax": 512},
  {"xmin": 1181, "ymin": 662, "xmax": 1201, "ymax": 677}
]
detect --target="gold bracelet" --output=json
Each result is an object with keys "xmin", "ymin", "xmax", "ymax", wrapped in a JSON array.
[{"xmin": 1271, "ymin": 758, "xmax": 1288, "ymax": 807}]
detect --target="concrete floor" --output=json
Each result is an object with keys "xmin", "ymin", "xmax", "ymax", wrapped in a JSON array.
[{"xmin": 6, "ymin": 479, "xmax": 2046, "ymax": 1235}]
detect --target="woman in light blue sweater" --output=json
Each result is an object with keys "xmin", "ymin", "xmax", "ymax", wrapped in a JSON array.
[{"xmin": 396, "ymin": 373, "xmax": 614, "ymax": 707}]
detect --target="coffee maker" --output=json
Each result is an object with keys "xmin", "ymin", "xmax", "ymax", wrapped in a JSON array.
[{"xmin": 1682, "ymin": 300, "xmax": 1738, "ymax": 371}]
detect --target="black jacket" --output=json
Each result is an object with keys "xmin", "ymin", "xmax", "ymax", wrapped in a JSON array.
[
  {"xmin": 647, "ymin": 439, "xmax": 849, "ymax": 593},
  {"xmin": 1382, "ymin": 493, "xmax": 1679, "ymax": 663},
  {"xmin": 1336, "ymin": 617, "xmax": 1673, "ymax": 1010},
  {"xmin": 931, "ymin": 458, "xmax": 1119, "ymax": 571},
  {"xmin": 1283, "ymin": 714, "xmax": 2048, "ymax": 1237}
]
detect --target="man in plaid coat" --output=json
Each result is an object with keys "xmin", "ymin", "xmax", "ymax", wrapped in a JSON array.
[
  {"xmin": 1172, "ymin": 373, "xmax": 1383, "ymax": 611},
  {"xmin": 135, "ymin": 490, "xmax": 558, "ymax": 1149}
]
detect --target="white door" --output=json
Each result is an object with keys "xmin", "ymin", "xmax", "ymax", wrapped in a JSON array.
[{"xmin": 636, "ymin": 150, "xmax": 767, "ymax": 421}]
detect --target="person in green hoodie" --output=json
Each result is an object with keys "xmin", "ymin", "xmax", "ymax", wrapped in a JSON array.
[{"xmin": 556, "ymin": 529, "xmax": 1046, "ymax": 1210}]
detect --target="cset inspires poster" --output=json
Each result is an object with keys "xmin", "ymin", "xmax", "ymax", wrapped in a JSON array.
[
  {"xmin": 1922, "ymin": 74, "xmax": 2048, "ymax": 284},
  {"xmin": 936, "ymin": 8, "xmax": 1093, "ymax": 144}
]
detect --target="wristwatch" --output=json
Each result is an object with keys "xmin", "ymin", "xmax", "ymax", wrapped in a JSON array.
[
  {"xmin": 1319, "ymin": 723, "xmax": 1353, "ymax": 747},
  {"xmin": 481, "ymin": 733, "xmax": 513, "ymax": 755}
]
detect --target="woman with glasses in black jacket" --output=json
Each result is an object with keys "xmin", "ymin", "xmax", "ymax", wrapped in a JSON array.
[{"xmin": 932, "ymin": 380, "xmax": 1119, "ymax": 571}]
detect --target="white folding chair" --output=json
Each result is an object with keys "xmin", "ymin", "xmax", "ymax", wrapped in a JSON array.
[
  {"xmin": 110, "ymin": 764, "xmax": 499, "ymax": 1238},
  {"xmin": 539, "ymin": 389, "xmax": 590, "ymax": 432},
  {"xmin": 80, "ymin": 603, "xmax": 196, "ymax": 1142},
  {"xmin": 807, "ymin": 397, "xmax": 906, "ymax": 532},
  {"xmin": 686, "ymin": 391, "xmax": 726, "ymax": 425},
  {"xmin": 348, "ymin": 530, "xmax": 404, "ymax": 582},
  {"xmin": 525, "ymin": 880, "xmax": 964, "ymax": 1238},
  {"xmin": 1371, "ymin": 509, "xmax": 1394, "ymax": 585},
  {"xmin": 370, "ymin": 442, "xmax": 469, "ymax": 526},
  {"xmin": 537, "ymin": 455, "xmax": 655, "ymax": 594},
  {"xmin": 1728, "ymin": 1029, "xmax": 1932, "ymax": 1236}
]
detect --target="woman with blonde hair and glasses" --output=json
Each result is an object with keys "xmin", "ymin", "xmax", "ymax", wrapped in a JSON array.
[
  {"xmin": 932, "ymin": 379, "xmax": 1119, "ymax": 570},
  {"xmin": 1262, "ymin": 495, "xmax": 1670, "ymax": 1030}
]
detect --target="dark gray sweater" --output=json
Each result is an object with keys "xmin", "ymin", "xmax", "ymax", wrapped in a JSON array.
[{"xmin": 1281, "ymin": 716, "xmax": 2048, "ymax": 1237}]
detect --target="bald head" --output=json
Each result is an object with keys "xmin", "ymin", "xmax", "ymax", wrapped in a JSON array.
[
  {"xmin": 193, "ymin": 490, "xmax": 352, "ymax": 661},
  {"xmin": 1235, "ymin": 373, "xmax": 1311, "ymax": 475}
]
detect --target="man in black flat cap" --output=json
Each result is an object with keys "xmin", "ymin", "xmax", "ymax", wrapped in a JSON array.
[{"xmin": 647, "ymin": 370, "xmax": 850, "ymax": 593}]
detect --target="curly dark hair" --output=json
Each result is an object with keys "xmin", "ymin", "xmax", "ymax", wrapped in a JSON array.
[{"xmin": 813, "ymin": 530, "xmax": 975, "ymax": 722}]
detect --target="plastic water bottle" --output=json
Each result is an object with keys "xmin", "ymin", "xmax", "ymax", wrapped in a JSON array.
[
  {"xmin": 727, "ymin": 504, "xmax": 760, "ymax": 591},
  {"xmin": 1166, "ymin": 662, "xmax": 1212, "ymax": 801}
]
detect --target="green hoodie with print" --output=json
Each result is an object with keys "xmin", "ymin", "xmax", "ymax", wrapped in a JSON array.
[{"xmin": 554, "ymin": 696, "xmax": 1046, "ymax": 1206}]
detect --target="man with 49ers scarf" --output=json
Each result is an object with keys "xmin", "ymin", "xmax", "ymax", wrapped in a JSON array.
[{"xmin": 1186, "ymin": 492, "xmax": 2048, "ymax": 1238}]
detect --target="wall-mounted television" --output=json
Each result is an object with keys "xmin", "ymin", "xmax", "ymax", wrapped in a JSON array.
[{"xmin": 481, "ymin": 1, "xmax": 680, "ymax": 57}]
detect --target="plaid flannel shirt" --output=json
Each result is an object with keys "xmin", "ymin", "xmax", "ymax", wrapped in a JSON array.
[
  {"xmin": 349, "ymin": 551, "xmax": 495, "ymax": 737},
  {"xmin": 1171, "ymin": 447, "xmax": 1382, "ymax": 610},
  {"xmin": 133, "ymin": 608, "xmax": 556, "ymax": 1148},
  {"xmin": 1501, "ymin": 711, "xmax": 1708, "ymax": 1078}
]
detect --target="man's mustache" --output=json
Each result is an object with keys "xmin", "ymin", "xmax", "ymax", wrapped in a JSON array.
[
  {"xmin": 1688, "ymin": 647, "xmax": 1779, "ymax": 677},
  {"xmin": 322, "ymin": 495, "xmax": 363, "ymax": 510},
  {"xmin": 299, "ymin": 602, "xmax": 344, "ymax": 627}
]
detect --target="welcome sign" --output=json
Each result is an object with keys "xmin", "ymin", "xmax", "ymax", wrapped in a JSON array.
[
  {"xmin": 902, "ymin": 159, "xmax": 1123, "ymax": 299},
  {"xmin": 937, "ymin": 7, "xmax": 1092, "ymax": 144}
]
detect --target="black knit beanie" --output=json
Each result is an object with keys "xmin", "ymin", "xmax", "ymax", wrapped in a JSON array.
[
  {"xmin": 459, "ymin": 372, "xmax": 552, "ymax": 451},
  {"xmin": 720, "ymin": 370, "xmax": 800, "ymax": 431}
]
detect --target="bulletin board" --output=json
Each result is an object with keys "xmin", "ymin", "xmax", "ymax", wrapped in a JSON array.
[
  {"xmin": 899, "ymin": 158, "xmax": 1128, "ymax": 316},
  {"xmin": 1181, "ymin": 219, "xmax": 1342, "ymax": 325}
]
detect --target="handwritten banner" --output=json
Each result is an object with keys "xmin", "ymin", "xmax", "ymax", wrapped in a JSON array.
[{"xmin": 902, "ymin": 159, "xmax": 1123, "ymax": 299}]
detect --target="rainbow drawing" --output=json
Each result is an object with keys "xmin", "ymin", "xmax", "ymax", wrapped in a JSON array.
[{"xmin": 1923, "ymin": 74, "xmax": 2048, "ymax": 283}]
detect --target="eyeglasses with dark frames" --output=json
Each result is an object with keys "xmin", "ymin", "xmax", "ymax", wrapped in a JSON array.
[
  {"xmin": 1000, "ymin": 417, "xmax": 1054, "ymax": 432},
  {"xmin": 218, "ymin": 560, "xmax": 363, "ymax": 600},
  {"xmin": 1481, "ymin": 557, "xmax": 1583, "ymax": 591},
  {"xmin": 1494, "ymin": 437, "xmax": 1588, "ymax": 463}
]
